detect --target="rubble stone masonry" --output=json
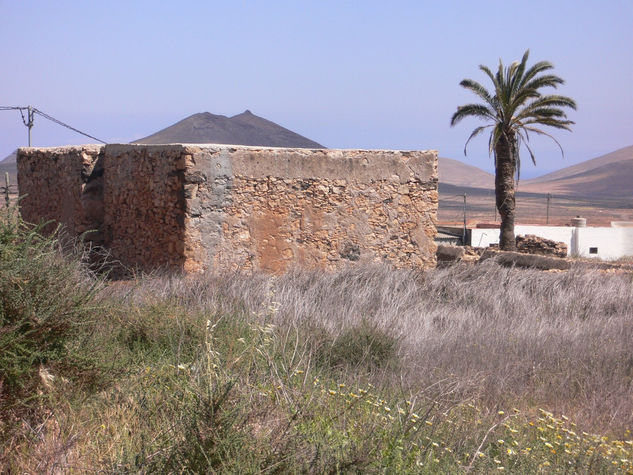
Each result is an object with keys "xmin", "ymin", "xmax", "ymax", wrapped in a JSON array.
[
  {"xmin": 18, "ymin": 145, "xmax": 104, "ymax": 238},
  {"xmin": 18, "ymin": 144, "xmax": 438, "ymax": 273}
]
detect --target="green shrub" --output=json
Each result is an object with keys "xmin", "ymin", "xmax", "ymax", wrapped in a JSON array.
[
  {"xmin": 328, "ymin": 319, "xmax": 399, "ymax": 372},
  {"xmin": 0, "ymin": 207, "xmax": 100, "ymax": 410}
]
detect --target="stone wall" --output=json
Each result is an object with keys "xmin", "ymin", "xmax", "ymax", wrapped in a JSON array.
[
  {"xmin": 17, "ymin": 145, "xmax": 104, "ymax": 238},
  {"xmin": 103, "ymin": 145, "xmax": 187, "ymax": 270},
  {"xmin": 18, "ymin": 144, "xmax": 438, "ymax": 273}
]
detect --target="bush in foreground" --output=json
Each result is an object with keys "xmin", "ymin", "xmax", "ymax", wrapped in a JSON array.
[{"xmin": 0, "ymin": 207, "xmax": 102, "ymax": 447}]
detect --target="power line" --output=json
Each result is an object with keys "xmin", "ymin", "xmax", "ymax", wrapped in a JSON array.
[
  {"xmin": 32, "ymin": 107, "xmax": 106, "ymax": 144},
  {"xmin": 0, "ymin": 105, "xmax": 106, "ymax": 145}
]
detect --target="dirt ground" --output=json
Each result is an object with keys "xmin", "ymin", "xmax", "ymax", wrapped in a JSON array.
[{"xmin": 439, "ymin": 187, "xmax": 633, "ymax": 227}]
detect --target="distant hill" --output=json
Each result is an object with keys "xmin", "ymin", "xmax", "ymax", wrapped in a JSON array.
[
  {"xmin": 438, "ymin": 145, "xmax": 633, "ymax": 200},
  {"xmin": 524, "ymin": 145, "xmax": 633, "ymax": 184},
  {"xmin": 438, "ymin": 147, "xmax": 633, "ymax": 225},
  {"xmin": 438, "ymin": 157, "xmax": 494, "ymax": 189},
  {"xmin": 1, "ymin": 149, "xmax": 17, "ymax": 164},
  {"xmin": 133, "ymin": 110, "xmax": 325, "ymax": 149},
  {"xmin": 520, "ymin": 145, "xmax": 633, "ymax": 198},
  {"xmin": 0, "ymin": 150, "xmax": 17, "ymax": 187}
]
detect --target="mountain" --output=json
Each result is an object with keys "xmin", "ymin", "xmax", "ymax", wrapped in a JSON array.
[
  {"xmin": 438, "ymin": 157, "xmax": 494, "ymax": 189},
  {"xmin": 524, "ymin": 145, "xmax": 633, "ymax": 184},
  {"xmin": 0, "ymin": 150, "xmax": 18, "ymax": 186},
  {"xmin": 133, "ymin": 110, "xmax": 325, "ymax": 148},
  {"xmin": 1, "ymin": 149, "xmax": 17, "ymax": 164},
  {"xmin": 520, "ymin": 145, "xmax": 633, "ymax": 198}
]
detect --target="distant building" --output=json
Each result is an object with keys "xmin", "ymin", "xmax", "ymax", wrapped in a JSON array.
[{"xmin": 470, "ymin": 219, "xmax": 633, "ymax": 260}]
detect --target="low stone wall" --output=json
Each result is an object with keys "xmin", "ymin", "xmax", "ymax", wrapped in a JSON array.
[
  {"xmin": 18, "ymin": 144, "xmax": 438, "ymax": 273},
  {"xmin": 516, "ymin": 234, "xmax": 567, "ymax": 258}
]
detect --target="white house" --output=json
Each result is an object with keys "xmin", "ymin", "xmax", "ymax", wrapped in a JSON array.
[{"xmin": 469, "ymin": 219, "xmax": 633, "ymax": 260}]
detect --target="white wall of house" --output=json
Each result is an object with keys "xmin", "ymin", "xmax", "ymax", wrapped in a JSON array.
[
  {"xmin": 574, "ymin": 227, "xmax": 622, "ymax": 260},
  {"xmin": 470, "ymin": 223, "xmax": 633, "ymax": 260},
  {"xmin": 470, "ymin": 228, "xmax": 501, "ymax": 248},
  {"xmin": 612, "ymin": 223, "xmax": 633, "ymax": 257}
]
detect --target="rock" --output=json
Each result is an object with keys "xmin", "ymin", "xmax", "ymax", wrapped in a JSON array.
[
  {"xmin": 516, "ymin": 234, "xmax": 567, "ymax": 258},
  {"xmin": 436, "ymin": 244, "xmax": 465, "ymax": 262},
  {"xmin": 461, "ymin": 246, "xmax": 481, "ymax": 264},
  {"xmin": 340, "ymin": 242, "xmax": 361, "ymax": 261}
]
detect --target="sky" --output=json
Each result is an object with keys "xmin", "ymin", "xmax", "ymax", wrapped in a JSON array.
[{"xmin": 1, "ymin": 0, "xmax": 632, "ymax": 177}]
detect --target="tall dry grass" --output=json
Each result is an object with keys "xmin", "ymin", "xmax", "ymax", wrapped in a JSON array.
[
  {"xmin": 119, "ymin": 262, "xmax": 633, "ymax": 434},
  {"xmin": 4, "ymin": 211, "xmax": 633, "ymax": 473}
]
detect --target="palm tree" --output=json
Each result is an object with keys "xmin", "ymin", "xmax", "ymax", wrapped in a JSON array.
[{"xmin": 450, "ymin": 50, "xmax": 576, "ymax": 250}]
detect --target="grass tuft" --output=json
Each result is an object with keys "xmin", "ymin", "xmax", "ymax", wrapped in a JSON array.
[{"xmin": 328, "ymin": 319, "xmax": 399, "ymax": 372}]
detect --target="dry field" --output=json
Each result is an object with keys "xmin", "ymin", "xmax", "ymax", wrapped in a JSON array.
[{"xmin": 439, "ymin": 184, "xmax": 633, "ymax": 226}]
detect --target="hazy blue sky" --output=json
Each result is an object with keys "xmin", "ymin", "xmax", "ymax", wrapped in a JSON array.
[{"xmin": 1, "ymin": 1, "xmax": 632, "ymax": 176}]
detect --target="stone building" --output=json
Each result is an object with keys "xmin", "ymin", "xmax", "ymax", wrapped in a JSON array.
[{"xmin": 17, "ymin": 144, "xmax": 438, "ymax": 273}]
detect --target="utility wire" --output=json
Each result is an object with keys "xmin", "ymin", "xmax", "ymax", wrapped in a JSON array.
[
  {"xmin": 32, "ymin": 107, "xmax": 106, "ymax": 144},
  {"xmin": 0, "ymin": 105, "xmax": 106, "ymax": 144}
]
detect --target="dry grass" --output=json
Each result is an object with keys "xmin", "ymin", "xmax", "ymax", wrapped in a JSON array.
[
  {"xmin": 118, "ymin": 262, "xmax": 633, "ymax": 434},
  {"xmin": 3, "ymin": 222, "xmax": 633, "ymax": 472}
]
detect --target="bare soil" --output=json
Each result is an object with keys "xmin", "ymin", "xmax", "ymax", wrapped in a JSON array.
[{"xmin": 439, "ymin": 183, "xmax": 633, "ymax": 226}]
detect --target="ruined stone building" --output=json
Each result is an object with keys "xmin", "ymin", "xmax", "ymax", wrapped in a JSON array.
[{"xmin": 17, "ymin": 144, "xmax": 438, "ymax": 273}]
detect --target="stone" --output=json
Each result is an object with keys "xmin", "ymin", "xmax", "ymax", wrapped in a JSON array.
[
  {"xmin": 339, "ymin": 242, "xmax": 361, "ymax": 261},
  {"xmin": 516, "ymin": 234, "xmax": 567, "ymax": 258},
  {"xmin": 436, "ymin": 244, "xmax": 465, "ymax": 262}
]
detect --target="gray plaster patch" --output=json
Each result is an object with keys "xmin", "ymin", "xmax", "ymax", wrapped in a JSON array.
[{"xmin": 186, "ymin": 148, "xmax": 234, "ymax": 260}]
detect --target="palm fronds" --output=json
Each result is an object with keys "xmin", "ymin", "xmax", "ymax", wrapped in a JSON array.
[{"xmin": 451, "ymin": 49, "xmax": 576, "ymax": 165}]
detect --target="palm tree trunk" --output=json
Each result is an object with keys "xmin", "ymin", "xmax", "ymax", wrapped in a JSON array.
[{"xmin": 494, "ymin": 133, "xmax": 517, "ymax": 251}]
